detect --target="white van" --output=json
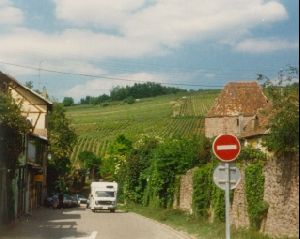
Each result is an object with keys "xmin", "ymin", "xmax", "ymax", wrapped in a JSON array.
[{"xmin": 89, "ymin": 181, "xmax": 118, "ymax": 212}]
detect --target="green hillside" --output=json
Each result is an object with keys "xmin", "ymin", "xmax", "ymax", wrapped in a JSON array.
[{"xmin": 65, "ymin": 90, "xmax": 219, "ymax": 163}]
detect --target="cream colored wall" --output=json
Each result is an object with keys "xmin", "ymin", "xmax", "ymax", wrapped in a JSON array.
[{"xmin": 10, "ymin": 87, "xmax": 48, "ymax": 131}]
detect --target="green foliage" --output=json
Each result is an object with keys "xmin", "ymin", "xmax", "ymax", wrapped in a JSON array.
[
  {"xmin": 24, "ymin": 81, "xmax": 33, "ymax": 89},
  {"xmin": 258, "ymin": 66, "xmax": 299, "ymax": 154},
  {"xmin": 79, "ymin": 82, "xmax": 186, "ymax": 104},
  {"xmin": 80, "ymin": 94, "xmax": 110, "ymax": 105},
  {"xmin": 237, "ymin": 146, "xmax": 267, "ymax": 162},
  {"xmin": 100, "ymin": 135, "xmax": 133, "ymax": 202},
  {"xmin": 47, "ymin": 103, "xmax": 77, "ymax": 193},
  {"xmin": 48, "ymin": 103, "xmax": 77, "ymax": 161},
  {"xmin": 143, "ymin": 136, "xmax": 210, "ymax": 208},
  {"xmin": 192, "ymin": 162, "xmax": 225, "ymax": 222},
  {"xmin": 78, "ymin": 151, "xmax": 101, "ymax": 180},
  {"xmin": 0, "ymin": 91, "xmax": 31, "ymax": 133},
  {"xmin": 62, "ymin": 97, "xmax": 74, "ymax": 106},
  {"xmin": 211, "ymin": 185, "xmax": 225, "ymax": 222},
  {"xmin": 110, "ymin": 82, "xmax": 186, "ymax": 101},
  {"xmin": 124, "ymin": 135, "xmax": 159, "ymax": 203},
  {"xmin": 0, "ymin": 91, "xmax": 31, "ymax": 223},
  {"xmin": 0, "ymin": 91, "xmax": 30, "ymax": 163},
  {"xmin": 192, "ymin": 164, "xmax": 213, "ymax": 218},
  {"xmin": 124, "ymin": 96, "xmax": 135, "ymax": 104},
  {"xmin": 245, "ymin": 161, "xmax": 268, "ymax": 229}
]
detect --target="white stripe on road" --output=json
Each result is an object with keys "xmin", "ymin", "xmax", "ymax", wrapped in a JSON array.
[
  {"xmin": 62, "ymin": 231, "xmax": 98, "ymax": 239},
  {"xmin": 217, "ymin": 145, "xmax": 237, "ymax": 150}
]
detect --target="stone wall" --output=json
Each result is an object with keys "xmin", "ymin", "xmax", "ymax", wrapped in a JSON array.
[
  {"xmin": 174, "ymin": 168, "xmax": 195, "ymax": 214},
  {"xmin": 231, "ymin": 165, "xmax": 250, "ymax": 228},
  {"xmin": 261, "ymin": 154, "xmax": 299, "ymax": 238},
  {"xmin": 176, "ymin": 154, "xmax": 299, "ymax": 238},
  {"xmin": 205, "ymin": 116, "xmax": 252, "ymax": 138}
]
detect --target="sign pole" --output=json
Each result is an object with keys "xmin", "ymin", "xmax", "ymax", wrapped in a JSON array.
[
  {"xmin": 212, "ymin": 134, "xmax": 241, "ymax": 239},
  {"xmin": 225, "ymin": 163, "xmax": 231, "ymax": 239}
]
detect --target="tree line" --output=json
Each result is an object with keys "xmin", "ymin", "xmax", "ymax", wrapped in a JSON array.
[{"xmin": 63, "ymin": 82, "xmax": 186, "ymax": 106}]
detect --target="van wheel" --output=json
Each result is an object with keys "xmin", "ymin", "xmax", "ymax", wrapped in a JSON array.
[{"xmin": 110, "ymin": 209, "xmax": 115, "ymax": 213}]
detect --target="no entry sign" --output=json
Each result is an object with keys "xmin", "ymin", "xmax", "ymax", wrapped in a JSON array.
[{"xmin": 212, "ymin": 134, "xmax": 241, "ymax": 162}]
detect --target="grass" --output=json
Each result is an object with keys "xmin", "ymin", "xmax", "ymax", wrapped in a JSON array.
[{"xmin": 121, "ymin": 204, "xmax": 295, "ymax": 239}]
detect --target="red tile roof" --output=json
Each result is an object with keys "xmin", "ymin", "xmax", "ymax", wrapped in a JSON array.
[{"xmin": 206, "ymin": 81, "xmax": 269, "ymax": 117}]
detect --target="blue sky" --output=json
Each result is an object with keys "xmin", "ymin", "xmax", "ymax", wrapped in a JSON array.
[{"xmin": 0, "ymin": 0, "xmax": 298, "ymax": 102}]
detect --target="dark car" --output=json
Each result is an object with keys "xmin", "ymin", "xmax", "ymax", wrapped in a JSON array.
[
  {"xmin": 63, "ymin": 194, "xmax": 74, "ymax": 208},
  {"xmin": 73, "ymin": 194, "xmax": 88, "ymax": 205},
  {"xmin": 70, "ymin": 194, "xmax": 80, "ymax": 207}
]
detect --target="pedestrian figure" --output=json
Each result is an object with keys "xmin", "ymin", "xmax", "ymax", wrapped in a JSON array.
[{"xmin": 58, "ymin": 192, "xmax": 64, "ymax": 209}]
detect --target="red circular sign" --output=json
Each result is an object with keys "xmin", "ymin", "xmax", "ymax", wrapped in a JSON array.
[{"xmin": 212, "ymin": 134, "xmax": 241, "ymax": 162}]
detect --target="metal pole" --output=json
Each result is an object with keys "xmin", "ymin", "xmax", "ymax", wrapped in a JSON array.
[
  {"xmin": 225, "ymin": 163, "xmax": 231, "ymax": 239},
  {"xmin": 38, "ymin": 60, "xmax": 44, "ymax": 89}
]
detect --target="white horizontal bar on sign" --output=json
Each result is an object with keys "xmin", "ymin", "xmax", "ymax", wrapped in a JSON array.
[
  {"xmin": 217, "ymin": 180, "xmax": 239, "ymax": 184},
  {"xmin": 217, "ymin": 145, "xmax": 237, "ymax": 150}
]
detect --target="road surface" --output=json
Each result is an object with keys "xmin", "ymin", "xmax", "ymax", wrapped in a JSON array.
[{"xmin": 1, "ymin": 206, "xmax": 194, "ymax": 239}]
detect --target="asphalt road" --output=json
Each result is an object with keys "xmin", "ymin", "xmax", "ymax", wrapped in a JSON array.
[{"xmin": 1, "ymin": 206, "xmax": 194, "ymax": 239}]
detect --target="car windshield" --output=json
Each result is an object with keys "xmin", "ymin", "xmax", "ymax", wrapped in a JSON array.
[{"xmin": 95, "ymin": 191, "xmax": 115, "ymax": 197}]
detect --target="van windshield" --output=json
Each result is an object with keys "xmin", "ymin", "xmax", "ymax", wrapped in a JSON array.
[{"xmin": 95, "ymin": 191, "xmax": 115, "ymax": 197}]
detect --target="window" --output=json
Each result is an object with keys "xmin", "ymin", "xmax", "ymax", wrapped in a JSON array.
[{"xmin": 95, "ymin": 191, "xmax": 115, "ymax": 197}]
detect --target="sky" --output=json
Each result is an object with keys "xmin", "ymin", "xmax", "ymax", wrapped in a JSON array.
[{"xmin": 0, "ymin": 0, "xmax": 298, "ymax": 102}]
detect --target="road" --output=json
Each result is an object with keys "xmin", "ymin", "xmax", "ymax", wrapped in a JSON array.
[{"xmin": 1, "ymin": 206, "xmax": 194, "ymax": 239}]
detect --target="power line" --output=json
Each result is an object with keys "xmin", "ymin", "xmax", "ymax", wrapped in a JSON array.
[{"xmin": 0, "ymin": 60, "xmax": 224, "ymax": 88}]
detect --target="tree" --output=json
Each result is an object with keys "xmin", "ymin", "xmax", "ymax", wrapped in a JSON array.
[
  {"xmin": 78, "ymin": 151, "xmax": 101, "ymax": 180},
  {"xmin": 47, "ymin": 103, "xmax": 77, "ymax": 193},
  {"xmin": 142, "ymin": 136, "xmax": 210, "ymax": 208},
  {"xmin": 25, "ymin": 81, "xmax": 33, "ymax": 89},
  {"xmin": 100, "ymin": 135, "xmax": 133, "ymax": 202},
  {"xmin": 62, "ymin": 97, "xmax": 74, "ymax": 106},
  {"xmin": 257, "ymin": 66, "xmax": 299, "ymax": 154},
  {"xmin": 0, "ymin": 91, "xmax": 30, "ymax": 223}
]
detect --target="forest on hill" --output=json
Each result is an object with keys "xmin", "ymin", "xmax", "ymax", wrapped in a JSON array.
[{"xmin": 78, "ymin": 82, "xmax": 187, "ymax": 105}]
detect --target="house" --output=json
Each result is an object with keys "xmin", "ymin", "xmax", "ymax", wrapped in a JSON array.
[
  {"xmin": 205, "ymin": 81, "xmax": 269, "ymax": 139},
  {"xmin": 0, "ymin": 72, "xmax": 52, "ymax": 222}
]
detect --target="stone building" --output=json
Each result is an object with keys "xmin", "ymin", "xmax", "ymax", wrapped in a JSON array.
[{"xmin": 205, "ymin": 81, "xmax": 269, "ymax": 138}]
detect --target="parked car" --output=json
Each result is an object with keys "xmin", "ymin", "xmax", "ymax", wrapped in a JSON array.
[
  {"xmin": 70, "ymin": 194, "xmax": 80, "ymax": 207},
  {"xmin": 72, "ymin": 194, "xmax": 88, "ymax": 205},
  {"xmin": 63, "ymin": 194, "xmax": 74, "ymax": 208}
]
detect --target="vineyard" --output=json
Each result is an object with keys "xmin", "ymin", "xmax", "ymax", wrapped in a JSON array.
[{"xmin": 65, "ymin": 90, "xmax": 219, "ymax": 163}]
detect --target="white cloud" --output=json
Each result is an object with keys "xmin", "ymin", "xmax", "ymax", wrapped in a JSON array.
[
  {"xmin": 0, "ymin": 0, "xmax": 24, "ymax": 26},
  {"xmin": 54, "ymin": 0, "xmax": 144, "ymax": 28},
  {"xmin": 55, "ymin": 0, "xmax": 288, "ymax": 48},
  {"xmin": 234, "ymin": 38, "xmax": 299, "ymax": 53},
  {"xmin": 0, "ymin": 0, "xmax": 289, "ymax": 66}
]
